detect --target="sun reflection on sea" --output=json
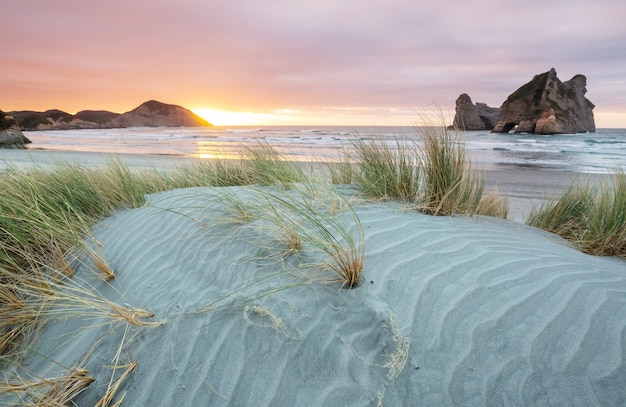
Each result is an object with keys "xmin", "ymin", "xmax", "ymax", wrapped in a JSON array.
[{"xmin": 195, "ymin": 141, "xmax": 241, "ymax": 160}]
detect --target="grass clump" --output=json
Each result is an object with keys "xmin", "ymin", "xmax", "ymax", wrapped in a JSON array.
[
  {"xmin": 347, "ymin": 124, "xmax": 503, "ymax": 218},
  {"xmin": 241, "ymin": 141, "xmax": 308, "ymax": 188},
  {"xmin": 327, "ymin": 147, "xmax": 354, "ymax": 185},
  {"xmin": 527, "ymin": 170, "xmax": 626, "ymax": 258},
  {"xmin": 584, "ymin": 171, "xmax": 626, "ymax": 256},
  {"xmin": 175, "ymin": 158, "xmax": 251, "ymax": 187},
  {"xmin": 475, "ymin": 188, "xmax": 510, "ymax": 219},
  {"xmin": 419, "ymin": 126, "xmax": 485, "ymax": 216},
  {"xmin": 526, "ymin": 179, "xmax": 596, "ymax": 241},
  {"xmin": 254, "ymin": 186, "xmax": 365, "ymax": 287},
  {"xmin": 212, "ymin": 184, "xmax": 365, "ymax": 288},
  {"xmin": 175, "ymin": 141, "xmax": 308, "ymax": 189},
  {"xmin": 352, "ymin": 137, "xmax": 420, "ymax": 202}
]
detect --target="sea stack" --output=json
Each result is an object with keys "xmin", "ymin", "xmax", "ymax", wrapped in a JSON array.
[
  {"xmin": 0, "ymin": 110, "xmax": 31, "ymax": 147},
  {"xmin": 492, "ymin": 68, "xmax": 595, "ymax": 134},
  {"xmin": 450, "ymin": 94, "xmax": 501, "ymax": 131}
]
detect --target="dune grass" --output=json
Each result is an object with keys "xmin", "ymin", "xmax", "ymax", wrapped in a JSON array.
[
  {"xmin": 476, "ymin": 188, "xmax": 510, "ymax": 219},
  {"xmin": 527, "ymin": 170, "xmax": 626, "ymax": 258},
  {"xmin": 174, "ymin": 158, "xmax": 251, "ymax": 187},
  {"xmin": 351, "ymin": 136, "xmax": 420, "ymax": 202},
  {"xmin": 418, "ymin": 125, "xmax": 486, "ymax": 216},
  {"xmin": 327, "ymin": 147, "xmax": 354, "ymax": 185},
  {"xmin": 241, "ymin": 141, "xmax": 308, "ymax": 188},
  {"xmin": 345, "ymin": 125, "xmax": 504, "ymax": 217},
  {"xmin": 584, "ymin": 171, "xmax": 626, "ymax": 257},
  {"xmin": 211, "ymin": 183, "xmax": 365, "ymax": 287},
  {"xmin": 526, "ymin": 179, "xmax": 596, "ymax": 241},
  {"xmin": 174, "ymin": 141, "xmax": 308, "ymax": 189},
  {"xmin": 255, "ymin": 185, "xmax": 365, "ymax": 288},
  {"xmin": 0, "ymin": 157, "xmax": 275, "ymax": 405}
]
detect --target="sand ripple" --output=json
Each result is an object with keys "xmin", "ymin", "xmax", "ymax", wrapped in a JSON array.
[{"xmin": 24, "ymin": 186, "xmax": 626, "ymax": 406}]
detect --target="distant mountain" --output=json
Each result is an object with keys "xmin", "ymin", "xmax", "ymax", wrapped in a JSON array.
[
  {"xmin": 8, "ymin": 100, "xmax": 212, "ymax": 130},
  {"xmin": 74, "ymin": 110, "xmax": 121, "ymax": 124},
  {"xmin": 111, "ymin": 100, "xmax": 211, "ymax": 128}
]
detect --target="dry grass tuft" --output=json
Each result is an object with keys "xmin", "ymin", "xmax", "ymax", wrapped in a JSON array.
[
  {"xmin": 95, "ymin": 361, "xmax": 138, "ymax": 407},
  {"xmin": 254, "ymin": 186, "xmax": 365, "ymax": 288},
  {"xmin": 476, "ymin": 187, "xmax": 510, "ymax": 219},
  {"xmin": 0, "ymin": 367, "xmax": 95, "ymax": 406}
]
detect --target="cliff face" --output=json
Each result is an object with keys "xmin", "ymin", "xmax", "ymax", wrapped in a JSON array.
[
  {"xmin": 491, "ymin": 68, "xmax": 595, "ymax": 134},
  {"xmin": 0, "ymin": 110, "xmax": 31, "ymax": 147},
  {"xmin": 9, "ymin": 100, "xmax": 211, "ymax": 130},
  {"xmin": 450, "ymin": 94, "xmax": 501, "ymax": 131}
]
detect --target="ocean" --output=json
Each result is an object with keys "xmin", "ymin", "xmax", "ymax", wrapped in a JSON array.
[{"xmin": 23, "ymin": 126, "xmax": 626, "ymax": 174}]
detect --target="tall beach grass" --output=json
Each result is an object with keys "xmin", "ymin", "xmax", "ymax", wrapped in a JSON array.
[
  {"xmin": 351, "ymin": 136, "xmax": 420, "ymax": 202},
  {"xmin": 527, "ymin": 170, "xmax": 626, "ymax": 258},
  {"xmin": 418, "ymin": 125, "xmax": 486, "ymax": 216},
  {"xmin": 343, "ymin": 125, "xmax": 507, "ymax": 217}
]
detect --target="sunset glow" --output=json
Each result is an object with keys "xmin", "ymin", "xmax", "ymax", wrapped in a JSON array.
[
  {"xmin": 191, "ymin": 106, "xmax": 446, "ymax": 127},
  {"xmin": 191, "ymin": 109, "xmax": 276, "ymax": 127},
  {"xmin": 2, "ymin": 1, "xmax": 625, "ymax": 128}
]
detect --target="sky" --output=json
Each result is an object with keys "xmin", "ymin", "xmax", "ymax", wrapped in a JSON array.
[{"xmin": 2, "ymin": 0, "xmax": 625, "ymax": 127}]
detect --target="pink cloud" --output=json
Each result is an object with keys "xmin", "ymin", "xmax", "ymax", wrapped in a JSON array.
[{"xmin": 2, "ymin": 0, "xmax": 625, "ymax": 126}]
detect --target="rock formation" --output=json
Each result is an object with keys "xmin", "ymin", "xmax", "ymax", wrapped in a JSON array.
[
  {"xmin": 0, "ymin": 110, "xmax": 31, "ymax": 147},
  {"xmin": 9, "ymin": 100, "xmax": 212, "ymax": 130},
  {"xmin": 450, "ymin": 93, "xmax": 501, "ymax": 130},
  {"xmin": 491, "ymin": 68, "xmax": 595, "ymax": 134}
]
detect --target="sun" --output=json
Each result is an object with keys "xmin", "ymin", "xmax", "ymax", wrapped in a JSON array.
[{"xmin": 191, "ymin": 108, "xmax": 268, "ymax": 126}]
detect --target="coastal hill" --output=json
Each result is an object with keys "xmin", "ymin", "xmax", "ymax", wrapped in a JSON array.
[{"xmin": 8, "ymin": 100, "xmax": 212, "ymax": 130}]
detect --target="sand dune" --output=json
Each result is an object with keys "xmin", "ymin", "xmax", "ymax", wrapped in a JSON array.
[{"xmin": 24, "ymin": 185, "xmax": 626, "ymax": 406}]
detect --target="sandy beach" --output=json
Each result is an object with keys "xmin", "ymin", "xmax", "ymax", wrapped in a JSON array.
[
  {"xmin": 2, "ymin": 147, "xmax": 624, "ymax": 405},
  {"xmin": 18, "ymin": 182, "xmax": 626, "ymax": 406},
  {"xmin": 0, "ymin": 150, "xmax": 626, "ymax": 406}
]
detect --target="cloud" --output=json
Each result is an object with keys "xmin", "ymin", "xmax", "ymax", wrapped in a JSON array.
[{"xmin": 2, "ymin": 0, "xmax": 625, "ymax": 125}]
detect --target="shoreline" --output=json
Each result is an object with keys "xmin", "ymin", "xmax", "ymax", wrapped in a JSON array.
[{"xmin": 0, "ymin": 148, "xmax": 610, "ymax": 223}]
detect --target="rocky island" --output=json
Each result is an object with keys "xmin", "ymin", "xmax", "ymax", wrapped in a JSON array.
[
  {"xmin": 450, "ymin": 94, "xmax": 500, "ymax": 131},
  {"xmin": 451, "ymin": 68, "xmax": 595, "ymax": 135},
  {"xmin": 7, "ymin": 100, "xmax": 212, "ymax": 131}
]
